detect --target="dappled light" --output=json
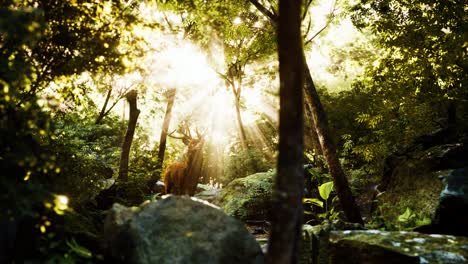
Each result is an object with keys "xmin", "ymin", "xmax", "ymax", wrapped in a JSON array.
[{"xmin": 2, "ymin": 0, "xmax": 466, "ymax": 262}]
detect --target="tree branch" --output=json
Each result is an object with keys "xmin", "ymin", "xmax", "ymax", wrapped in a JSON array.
[{"xmin": 248, "ymin": 0, "xmax": 278, "ymax": 25}]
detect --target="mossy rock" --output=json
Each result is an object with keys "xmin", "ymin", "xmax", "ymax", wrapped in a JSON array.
[
  {"xmin": 375, "ymin": 144, "xmax": 468, "ymax": 228},
  {"xmin": 215, "ymin": 171, "xmax": 275, "ymax": 221},
  {"xmin": 103, "ymin": 196, "xmax": 263, "ymax": 264},
  {"xmin": 300, "ymin": 221, "xmax": 365, "ymax": 264},
  {"xmin": 329, "ymin": 230, "xmax": 468, "ymax": 264}
]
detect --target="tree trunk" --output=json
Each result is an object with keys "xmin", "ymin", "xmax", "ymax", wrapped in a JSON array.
[
  {"xmin": 118, "ymin": 90, "xmax": 140, "ymax": 182},
  {"xmin": 95, "ymin": 88, "xmax": 112, "ymax": 125},
  {"xmin": 150, "ymin": 89, "xmax": 176, "ymax": 185},
  {"xmin": 304, "ymin": 96, "xmax": 323, "ymax": 157},
  {"xmin": 303, "ymin": 56, "xmax": 363, "ymax": 224},
  {"xmin": 248, "ymin": 0, "xmax": 363, "ymax": 224},
  {"xmin": 266, "ymin": 0, "xmax": 304, "ymax": 263},
  {"xmin": 233, "ymin": 88, "xmax": 248, "ymax": 149}
]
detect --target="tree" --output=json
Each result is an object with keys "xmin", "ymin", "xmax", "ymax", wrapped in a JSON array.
[
  {"xmin": 350, "ymin": 0, "xmax": 467, "ymax": 130},
  {"xmin": 147, "ymin": 88, "xmax": 177, "ymax": 188},
  {"xmin": 4, "ymin": 0, "xmax": 137, "ymax": 102},
  {"xmin": 94, "ymin": 74, "xmax": 138, "ymax": 125},
  {"xmin": 249, "ymin": 0, "xmax": 363, "ymax": 224},
  {"xmin": 118, "ymin": 89, "xmax": 141, "ymax": 181},
  {"xmin": 267, "ymin": 1, "xmax": 304, "ymax": 263},
  {"xmin": 156, "ymin": 0, "xmax": 276, "ymax": 150}
]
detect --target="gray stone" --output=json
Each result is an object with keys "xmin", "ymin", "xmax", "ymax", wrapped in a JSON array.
[
  {"xmin": 194, "ymin": 188, "xmax": 222, "ymax": 204},
  {"xmin": 102, "ymin": 196, "xmax": 263, "ymax": 264}
]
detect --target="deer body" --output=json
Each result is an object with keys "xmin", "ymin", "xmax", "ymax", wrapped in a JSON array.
[{"xmin": 164, "ymin": 137, "xmax": 204, "ymax": 196}]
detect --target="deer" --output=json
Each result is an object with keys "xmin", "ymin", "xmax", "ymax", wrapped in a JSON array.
[{"xmin": 164, "ymin": 124, "xmax": 205, "ymax": 196}]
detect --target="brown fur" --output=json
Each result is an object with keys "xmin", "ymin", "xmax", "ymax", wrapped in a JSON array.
[
  {"xmin": 164, "ymin": 139, "xmax": 204, "ymax": 196},
  {"xmin": 163, "ymin": 162, "xmax": 187, "ymax": 195}
]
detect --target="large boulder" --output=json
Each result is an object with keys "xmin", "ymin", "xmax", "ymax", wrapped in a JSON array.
[
  {"xmin": 375, "ymin": 142, "xmax": 468, "ymax": 229},
  {"xmin": 300, "ymin": 221, "xmax": 365, "ymax": 264},
  {"xmin": 417, "ymin": 167, "xmax": 468, "ymax": 237},
  {"xmin": 102, "ymin": 196, "xmax": 263, "ymax": 264},
  {"xmin": 215, "ymin": 171, "xmax": 275, "ymax": 221},
  {"xmin": 329, "ymin": 230, "xmax": 468, "ymax": 264},
  {"xmin": 301, "ymin": 224, "xmax": 468, "ymax": 264}
]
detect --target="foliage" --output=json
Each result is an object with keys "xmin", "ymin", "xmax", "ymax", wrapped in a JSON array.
[
  {"xmin": 369, "ymin": 206, "xmax": 432, "ymax": 231},
  {"xmin": 0, "ymin": 0, "xmax": 140, "ymax": 261},
  {"xmin": 222, "ymin": 146, "xmax": 272, "ymax": 185},
  {"xmin": 50, "ymin": 110, "xmax": 124, "ymax": 204},
  {"xmin": 397, "ymin": 207, "xmax": 432, "ymax": 230},
  {"xmin": 304, "ymin": 181, "xmax": 342, "ymax": 222},
  {"xmin": 345, "ymin": 0, "xmax": 468, "ymax": 164}
]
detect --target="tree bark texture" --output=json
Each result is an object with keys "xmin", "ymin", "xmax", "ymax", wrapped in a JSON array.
[
  {"xmin": 303, "ymin": 57, "xmax": 363, "ymax": 224},
  {"xmin": 304, "ymin": 97, "xmax": 323, "ymax": 157},
  {"xmin": 118, "ymin": 90, "xmax": 140, "ymax": 182},
  {"xmin": 266, "ymin": 0, "xmax": 304, "ymax": 263},
  {"xmin": 156, "ymin": 89, "xmax": 177, "ymax": 174}
]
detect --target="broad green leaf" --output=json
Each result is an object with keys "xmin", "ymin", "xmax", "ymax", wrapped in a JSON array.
[
  {"xmin": 398, "ymin": 207, "xmax": 414, "ymax": 222},
  {"xmin": 303, "ymin": 198, "xmax": 323, "ymax": 208},
  {"xmin": 319, "ymin": 181, "xmax": 334, "ymax": 200}
]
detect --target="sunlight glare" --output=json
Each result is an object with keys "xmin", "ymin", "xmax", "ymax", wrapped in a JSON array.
[{"xmin": 233, "ymin": 17, "xmax": 242, "ymax": 25}]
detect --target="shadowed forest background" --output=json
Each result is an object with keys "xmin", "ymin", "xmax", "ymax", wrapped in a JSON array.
[{"xmin": 1, "ymin": 0, "xmax": 467, "ymax": 263}]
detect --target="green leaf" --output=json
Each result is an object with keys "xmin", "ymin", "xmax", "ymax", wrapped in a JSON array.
[
  {"xmin": 398, "ymin": 207, "xmax": 414, "ymax": 222},
  {"xmin": 303, "ymin": 198, "xmax": 323, "ymax": 208},
  {"xmin": 318, "ymin": 212, "xmax": 328, "ymax": 219},
  {"xmin": 319, "ymin": 181, "xmax": 334, "ymax": 200},
  {"xmin": 66, "ymin": 238, "xmax": 92, "ymax": 259}
]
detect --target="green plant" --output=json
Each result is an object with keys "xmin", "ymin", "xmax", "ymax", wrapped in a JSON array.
[
  {"xmin": 397, "ymin": 207, "xmax": 432, "ymax": 230},
  {"xmin": 304, "ymin": 181, "xmax": 342, "ymax": 221}
]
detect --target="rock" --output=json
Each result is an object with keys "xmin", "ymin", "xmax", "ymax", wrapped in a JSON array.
[
  {"xmin": 102, "ymin": 196, "xmax": 263, "ymax": 264},
  {"xmin": 215, "ymin": 171, "xmax": 275, "ymax": 221},
  {"xmin": 374, "ymin": 143, "xmax": 468, "ymax": 228},
  {"xmin": 418, "ymin": 167, "xmax": 468, "ymax": 237},
  {"xmin": 300, "ymin": 221, "xmax": 365, "ymax": 264},
  {"xmin": 195, "ymin": 183, "xmax": 211, "ymax": 193},
  {"xmin": 435, "ymin": 167, "xmax": 468, "ymax": 237},
  {"xmin": 194, "ymin": 188, "xmax": 222, "ymax": 204},
  {"xmin": 329, "ymin": 231, "xmax": 468, "ymax": 264}
]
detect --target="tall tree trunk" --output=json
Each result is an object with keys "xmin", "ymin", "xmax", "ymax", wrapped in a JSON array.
[
  {"xmin": 118, "ymin": 90, "xmax": 140, "ymax": 182},
  {"xmin": 266, "ymin": 0, "xmax": 304, "ymax": 263},
  {"xmin": 150, "ymin": 89, "xmax": 176, "ymax": 185},
  {"xmin": 303, "ymin": 57, "xmax": 363, "ymax": 224},
  {"xmin": 247, "ymin": 0, "xmax": 363, "ymax": 224},
  {"xmin": 95, "ymin": 88, "xmax": 112, "ymax": 125},
  {"xmin": 304, "ymin": 96, "xmax": 323, "ymax": 158},
  {"xmin": 233, "ymin": 87, "xmax": 248, "ymax": 149}
]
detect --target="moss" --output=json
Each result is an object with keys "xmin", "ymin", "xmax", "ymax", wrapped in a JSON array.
[
  {"xmin": 372, "ymin": 152, "xmax": 445, "ymax": 229},
  {"xmin": 216, "ymin": 171, "xmax": 275, "ymax": 221},
  {"xmin": 329, "ymin": 231, "xmax": 468, "ymax": 263}
]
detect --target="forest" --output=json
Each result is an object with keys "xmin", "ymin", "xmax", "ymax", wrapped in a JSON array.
[{"xmin": 1, "ymin": 0, "xmax": 467, "ymax": 263}]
